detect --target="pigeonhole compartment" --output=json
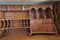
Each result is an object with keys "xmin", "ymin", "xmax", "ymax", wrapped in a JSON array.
[
  {"xmin": 45, "ymin": 7, "xmax": 53, "ymax": 18},
  {"xmin": 10, "ymin": 20, "xmax": 21, "ymax": 28},
  {"xmin": 30, "ymin": 8, "xmax": 37, "ymax": 19},
  {"xmin": 37, "ymin": 8, "xmax": 44, "ymax": 18}
]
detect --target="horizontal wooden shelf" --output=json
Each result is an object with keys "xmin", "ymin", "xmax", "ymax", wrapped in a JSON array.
[
  {"xmin": 0, "ymin": 18, "xmax": 54, "ymax": 21},
  {"xmin": 1, "ymin": 10, "xmax": 29, "ymax": 12},
  {"xmin": 0, "ymin": 18, "xmax": 30, "ymax": 20},
  {"xmin": 32, "ymin": 32, "xmax": 56, "ymax": 34},
  {"xmin": 0, "ymin": 27, "xmax": 30, "ymax": 30}
]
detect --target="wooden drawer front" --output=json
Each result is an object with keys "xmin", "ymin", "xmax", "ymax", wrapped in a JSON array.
[
  {"xmin": 44, "ymin": 19, "xmax": 55, "ymax": 32},
  {"xmin": 44, "ymin": 19, "xmax": 54, "ymax": 25},
  {"xmin": 5, "ymin": 12, "xmax": 29, "ymax": 19},
  {"xmin": 1, "ymin": 5, "xmax": 7, "ymax": 11},
  {"xmin": 0, "ymin": 5, "xmax": 7, "ymax": 11},
  {"xmin": 31, "ymin": 19, "xmax": 55, "ymax": 32},
  {"xmin": 31, "ymin": 19, "xmax": 44, "ymax": 32},
  {"xmin": 7, "ymin": 5, "xmax": 22, "ymax": 11}
]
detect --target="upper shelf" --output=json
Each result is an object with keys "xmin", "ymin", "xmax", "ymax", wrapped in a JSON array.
[{"xmin": 0, "ymin": 3, "xmax": 53, "ymax": 11}]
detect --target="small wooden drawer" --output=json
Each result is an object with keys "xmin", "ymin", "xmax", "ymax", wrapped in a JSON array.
[
  {"xmin": 5, "ymin": 11, "xmax": 29, "ymax": 19},
  {"xmin": 7, "ymin": 5, "xmax": 22, "ymax": 11},
  {"xmin": 1, "ymin": 5, "xmax": 7, "ymax": 11}
]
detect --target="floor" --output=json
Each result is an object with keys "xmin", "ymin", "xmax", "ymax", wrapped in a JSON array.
[{"xmin": 0, "ymin": 29, "xmax": 60, "ymax": 40}]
